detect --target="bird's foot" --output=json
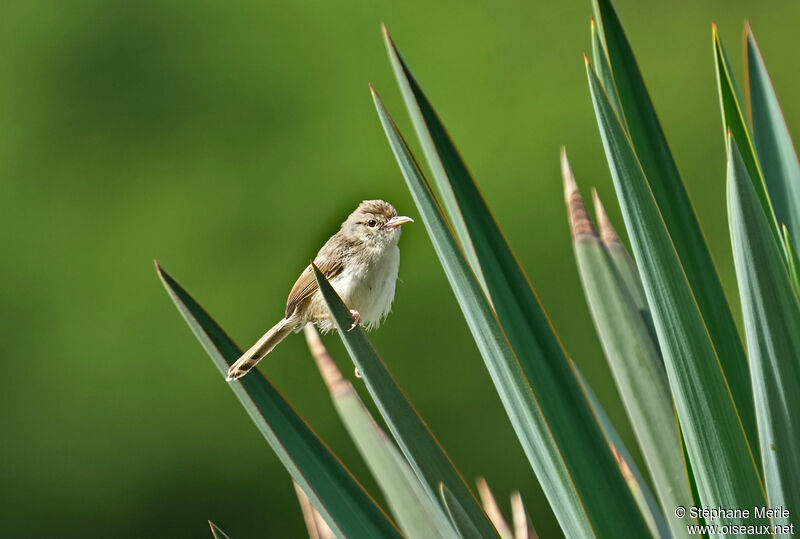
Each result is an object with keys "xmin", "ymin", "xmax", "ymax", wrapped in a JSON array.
[
  {"xmin": 354, "ymin": 367, "xmax": 362, "ymax": 378},
  {"xmin": 348, "ymin": 309, "xmax": 361, "ymax": 331}
]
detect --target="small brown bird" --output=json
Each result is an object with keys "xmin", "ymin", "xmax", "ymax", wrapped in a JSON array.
[{"xmin": 226, "ymin": 200, "xmax": 413, "ymax": 381}]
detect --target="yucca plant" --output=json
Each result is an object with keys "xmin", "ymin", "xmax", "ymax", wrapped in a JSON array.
[{"xmin": 158, "ymin": 0, "xmax": 799, "ymax": 536}]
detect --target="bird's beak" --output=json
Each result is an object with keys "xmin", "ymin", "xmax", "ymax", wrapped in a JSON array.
[{"xmin": 384, "ymin": 216, "xmax": 414, "ymax": 229}]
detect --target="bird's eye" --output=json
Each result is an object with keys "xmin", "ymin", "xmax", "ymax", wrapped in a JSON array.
[{"xmin": 368, "ymin": 219, "xmax": 377, "ymax": 228}]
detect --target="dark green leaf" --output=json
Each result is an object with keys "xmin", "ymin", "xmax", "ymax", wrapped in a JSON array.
[
  {"xmin": 370, "ymin": 86, "xmax": 593, "ymax": 537},
  {"xmin": 208, "ymin": 521, "xmax": 231, "ymax": 539},
  {"xmin": 713, "ymin": 26, "xmax": 780, "ymax": 241},
  {"xmin": 155, "ymin": 262, "xmax": 401, "ymax": 539},
  {"xmin": 572, "ymin": 363, "xmax": 671, "ymax": 539},
  {"xmin": 381, "ymin": 25, "xmax": 486, "ymax": 292},
  {"xmin": 382, "ymin": 33, "xmax": 650, "ymax": 538},
  {"xmin": 310, "ymin": 263, "xmax": 499, "ymax": 538}
]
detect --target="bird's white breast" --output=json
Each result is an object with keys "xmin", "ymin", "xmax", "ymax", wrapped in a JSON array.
[{"xmin": 328, "ymin": 244, "xmax": 400, "ymax": 330}]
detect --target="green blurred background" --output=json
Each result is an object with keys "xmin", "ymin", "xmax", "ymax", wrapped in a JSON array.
[{"xmin": 3, "ymin": 0, "xmax": 799, "ymax": 537}]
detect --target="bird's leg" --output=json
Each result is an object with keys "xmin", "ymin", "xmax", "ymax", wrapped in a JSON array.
[{"xmin": 348, "ymin": 308, "xmax": 361, "ymax": 331}]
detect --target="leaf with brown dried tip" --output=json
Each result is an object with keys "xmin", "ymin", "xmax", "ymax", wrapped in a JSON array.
[
  {"xmin": 510, "ymin": 492, "xmax": 537, "ymax": 539},
  {"xmin": 564, "ymin": 150, "xmax": 691, "ymax": 537},
  {"xmin": 294, "ymin": 482, "xmax": 336, "ymax": 539},
  {"xmin": 208, "ymin": 521, "xmax": 231, "ymax": 539},
  {"xmin": 587, "ymin": 60, "xmax": 767, "ymax": 526},
  {"xmin": 561, "ymin": 148, "xmax": 598, "ymax": 242},
  {"xmin": 305, "ymin": 325, "xmax": 349, "ymax": 397},
  {"xmin": 476, "ymin": 478, "xmax": 513, "ymax": 539},
  {"xmin": 373, "ymin": 77, "xmax": 638, "ymax": 537},
  {"xmin": 592, "ymin": 188, "xmax": 659, "ymax": 351},
  {"xmin": 592, "ymin": 188, "xmax": 621, "ymax": 245},
  {"xmin": 304, "ymin": 325, "xmax": 457, "ymax": 539},
  {"xmin": 609, "ymin": 445, "xmax": 662, "ymax": 537},
  {"xmin": 592, "ymin": 0, "xmax": 755, "ymax": 453}
]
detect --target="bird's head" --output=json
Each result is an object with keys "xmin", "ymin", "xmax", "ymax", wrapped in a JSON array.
[{"xmin": 342, "ymin": 199, "xmax": 413, "ymax": 248}]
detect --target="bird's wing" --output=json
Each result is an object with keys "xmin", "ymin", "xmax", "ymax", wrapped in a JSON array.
[{"xmin": 285, "ymin": 256, "xmax": 344, "ymax": 319}]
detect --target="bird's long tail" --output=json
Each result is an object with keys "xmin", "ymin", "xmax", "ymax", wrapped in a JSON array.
[{"xmin": 226, "ymin": 318, "xmax": 294, "ymax": 381}]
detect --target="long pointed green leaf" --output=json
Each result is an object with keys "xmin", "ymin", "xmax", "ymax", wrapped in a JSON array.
[
  {"xmin": 370, "ymin": 86, "xmax": 594, "ymax": 537},
  {"xmin": 383, "ymin": 33, "xmax": 649, "ymax": 538},
  {"xmin": 310, "ymin": 263, "xmax": 499, "ymax": 538},
  {"xmin": 727, "ymin": 139, "xmax": 800, "ymax": 527},
  {"xmin": 304, "ymin": 326, "xmax": 457, "ymax": 539},
  {"xmin": 154, "ymin": 263, "xmax": 401, "ymax": 539},
  {"xmin": 208, "ymin": 521, "xmax": 231, "ymax": 539},
  {"xmin": 782, "ymin": 225, "xmax": 800, "ymax": 295},
  {"xmin": 590, "ymin": 20, "xmax": 623, "ymax": 121},
  {"xmin": 380, "ymin": 25, "xmax": 486, "ymax": 293},
  {"xmin": 439, "ymin": 483, "xmax": 482, "ymax": 539},
  {"xmin": 746, "ymin": 26, "xmax": 800, "ymax": 244},
  {"xmin": 591, "ymin": 189, "xmax": 659, "ymax": 350},
  {"xmin": 713, "ymin": 26, "xmax": 780, "ymax": 241},
  {"xmin": 591, "ymin": 0, "xmax": 756, "ymax": 452},
  {"xmin": 563, "ymin": 154, "xmax": 691, "ymax": 538},
  {"xmin": 587, "ymin": 62, "xmax": 767, "ymax": 528},
  {"xmin": 572, "ymin": 361, "xmax": 671, "ymax": 539}
]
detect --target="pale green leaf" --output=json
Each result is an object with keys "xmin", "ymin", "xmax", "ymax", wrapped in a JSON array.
[
  {"xmin": 591, "ymin": 189, "xmax": 659, "ymax": 348},
  {"xmin": 746, "ymin": 26, "xmax": 800, "ymax": 243},
  {"xmin": 563, "ymin": 153, "xmax": 692, "ymax": 538},
  {"xmin": 305, "ymin": 326, "xmax": 457, "ymax": 539},
  {"xmin": 728, "ymin": 139, "xmax": 800, "ymax": 526},
  {"xmin": 586, "ymin": 62, "xmax": 767, "ymax": 528}
]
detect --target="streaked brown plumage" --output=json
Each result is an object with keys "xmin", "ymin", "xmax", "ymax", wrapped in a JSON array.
[{"xmin": 226, "ymin": 200, "xmax": 413, "ymax": 381}]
